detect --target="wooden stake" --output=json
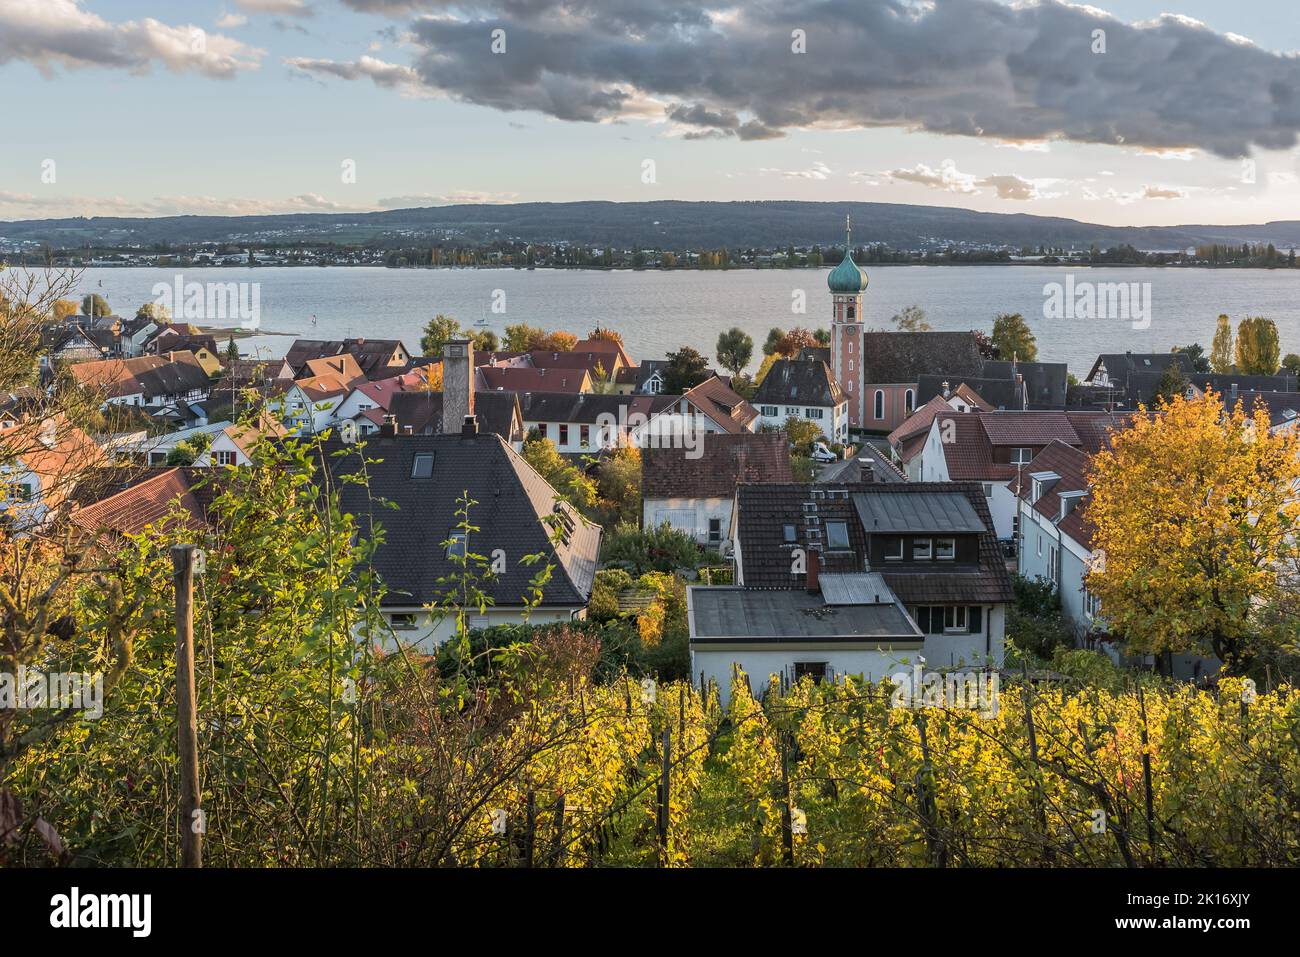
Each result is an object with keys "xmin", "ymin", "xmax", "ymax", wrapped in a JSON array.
[{"xmin": 172, "ymin": 544, "xmax": 202, "ymax": 869}]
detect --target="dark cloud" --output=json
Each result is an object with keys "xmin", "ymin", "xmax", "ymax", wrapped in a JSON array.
[{"xmin": 303, "ymin": 0, "xmax": 1300, "ymax": 158}]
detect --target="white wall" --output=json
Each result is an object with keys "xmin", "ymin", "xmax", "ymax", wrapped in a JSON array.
[
  {"xmin": 643, "ymin": 496, "xmax": 732, "ymax": 546},
  {"xmin": 692, "ymin": 645, "xmax": 919, "ymax": 707},
  {"xmin": 368, "ymin": 605, "xmax": 581, "ymax": 654}
]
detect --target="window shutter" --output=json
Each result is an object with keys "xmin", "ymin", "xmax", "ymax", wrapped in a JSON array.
[{"xmin": 968, "ymin": 606, "xmax": 982, "ymax": 634}]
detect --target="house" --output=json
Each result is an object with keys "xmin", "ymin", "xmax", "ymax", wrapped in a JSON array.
[
  {"xmin": 641, "ymin": 432, "xmax": 793, "ymax": 547},
  {"xmin": 518, "ymin": 392, "xmax": 676, "ymax": 454},
  {"xmin": 614, "ymin": 359, "xmax": 668, "ymax": 395},
  {"xmin": 283, "ymin": 338, "xmax": 411, "ymax": 380},
  {"xmin": 118, "ymin": 421, "xmax": 233, "ymax": 466},
  {"xmin": 333, "ymin": 369, "xmax": 432, "ymax": 426},
  {"xmin": 668, "ymin": 376, "xmax": 760, "ymax": 435},
  {"xmin": 689, "ymin": 481, "xmax": 1013, "ymax": 703},
  {"xmin": 916, "ymin": 375, "xmax": 1022, "ymax": 412},
  {"xmin": 1083, "ymin": 351, "xmax": 1195, "ymax": 407},
  {"xmin": 914, "ymin": 410, "xmax": 1133, "ymax": 542},
  {"xmin": 1013, "ymin": 440, "xmax": 1103, "ymax": 636},
  {"xmin": 146, "ymin": 331, "xmax": 222, "ymax": 374},
  {"xmin": 1120, "ymin": 371, "xmax": 1298, "ymax": 410},
  {"xmin": 297, "ymin": 353, "xmax": 367, "ymax": 390},
  {"xmin": 70, "ymin": 466, "xmax": 210, "ymax": 541},
  {"xmin": 195, "ymin": 417, "xmax": 288, "ymax": 467},
  {"xmin": 751, "ymin": 358, "xmax": 849, "ymax": 443},
  {"xmin": 322, "ymin": 422, "xmax": 602, "ymax": 652},
  {"xmin": 887, "ymin": 392, "xmax": 989, "ymax": 480},
  {"xmin": 815, "ymin": 445, "xmax": 906, "ymax": 484},
  {"xmin": 0, "ymin": 415, "xmax": 108, "ymax": 529},
  {"xmin": 572, "ymin": 332, "xmax": 635, "ymax": 370},
  {"xmin": 359, "ymin": 391, "xmax": 525, "ymax": 445},
  {"xmin": 982, "ymin": 360, "xmax": 1069, "ymax": 409},
  {"xmin": 478, "ymin": 364, "xmax": 593, "ymax": 394},
  {"xmin": 67, "ymin": 352, "xmax": 212, "ymax": 410}
]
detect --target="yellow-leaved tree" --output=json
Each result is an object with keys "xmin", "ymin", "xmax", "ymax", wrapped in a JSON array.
[{"xmin": 1087, "ymin": 390, "xmax": 1300, "ymax": 674}]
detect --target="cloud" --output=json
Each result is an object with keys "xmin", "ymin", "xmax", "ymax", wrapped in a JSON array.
[
  {"xmin": 1091, "ymin": 184, "xmax": 1191, "ymax": 204},
  {"xmin": 215, "ymin": 13, "xmax": 249, "ymax": 29},
  {"xmin": 284, "ymin": 54, "xmax": 423, "ymax": 93},
  {"xmin": 375, "ymin": 190, "xmax": 519, "ymax": 207},
  {"xmin": 304, "ymin": 0, "xmax": 1300, "ymax": 159},
  {"xmin": 235, "ymin": 0, "xmax": 313, "ymax": 15},
  {"xmin": 0, "ymin": 192, "xmax": 371, "ymax": 219},
  {"xmin": 757, "ymin": 160, "xmax": 832, "ymax": 180},
  {"xmin": 881, "ymin": 160, "xmax": 1057, "ymax": 200},
  {"xmin": 0, "ymin": 0, "xmax": 263, "ymax": 78}
]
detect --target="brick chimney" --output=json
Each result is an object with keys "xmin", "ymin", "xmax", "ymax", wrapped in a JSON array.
[
  {"xmin": 441, "ymin": 338, "xmax": 475, "ymax": 436},
  {"xmin": 380, "ymin": 414, "xmax": 397, "ymax": 437},
  {"xmin": 806, "ymin": 547, "xmax": 821, "ymax": 595}
]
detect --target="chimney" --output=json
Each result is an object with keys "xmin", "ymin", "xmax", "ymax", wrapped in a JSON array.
[
  {"xmin": 806, "ymin": 547, "xmax": 821, "ymax": 595},
  {"xmin": 941, "ymin": 380, "xmax": 951, "ymax": 398},
  {"xmin": 380, "ymin": 414, "xmax": 397, "ymax": 437},
  {"xmin": 461, "ymin": 414, "xmax": 479, "ymax": 437},
  {"xmin": 441, "ymin": 338, "xmax": 475, "ymax": 437}
]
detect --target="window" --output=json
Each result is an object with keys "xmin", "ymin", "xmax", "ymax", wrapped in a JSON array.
[
  {"xmin": 884, "ymin": 537, "xmax": 904, "ymax": 561},
  {"xmin": 708, "ymin": 517, "xmax": 722, "ymax": 544},
  {"xmin": 905, "ymin": 389, "xmax": 915, "ymax": 414},
  {"xmin": 943, "ymin": 606, "xmax": 968, "ymax": 632},
  {"xmin": 1037, "ymin": 534, "xmax": 1043, "ymax": 558},
  {"xmin": 848, "ymin": 359, "xmax": 854, "ymax": 372},
  {"xmin": 826, "ymin": 521, "xmax": 850, "ymax": 550},
  {"xmin": 806, "ymin": 407, "xmax": 824, "ymax": 419},
  {"xmin": 648, "ymin": 377, "xmax": 662, "ymax": 394},
  {"xmin": 846, "ymin": 304, "xmax": 856, "ymax": 320},
  {"xmin": 1084, "ymin": 589, "xmax": 1101, "ymax": 618},
  {"xmin": 794, "ymin": 661, "xmax": 828, "ymax": 683},
  {"xmin": 1048, "ymin": 545, "xmax": 1058, "ymax": 581},
  {"xmin": 446, "ymin": 530, "xmax": 468, "ymax": 559},
  {"xmin": 215, "ymin": 450, "xmax": 237, "ymax": 467},
  {"xmin": 913, "ymin": 538, "xmax": 932, "ymax": 560},
  {"xmin": 1011, "ymin": 447, "xmax": 1033, "ymax": 465},
  {"xmin": 846, "ymin": 380, "xmax": 853, "ymax": 392},
  {"xmin": 935, "ymin": 538, "xmax": 955, "ymax": 561},
  {"xmin": 411, "ymin": 453, "xmax": 434, "ymax": 478},
  {"xmin": 785, "ymin": 406, "xmax": 799, "ymax": 416},
  {"xmin": 874, "ymin": 390, "xmax": 884, "ymax": 419},
  {"xmin": 761, "ymin": 405, "xmax": 778, "ymax": 417},
  {"xmin": 783, "ymin": 524, "xmax": 797, "ymax": 543},
  {"xmin": 982, "ymin": 483, "xmax": 994, "ymax": 497},
  {"xmin": 579, "ymin": 424, "xmax": 590, "ymax": 448},
  {"xmin": 559, "ymin": 424, "xmax": 570, "ymax": 446},
  {"xmin": 389, "ymin": 613, "xmax": 418, "ymax": 631},
  {"xmin": 1032, "ymin": 478, "xmax": 1043, "ymax": 501}
]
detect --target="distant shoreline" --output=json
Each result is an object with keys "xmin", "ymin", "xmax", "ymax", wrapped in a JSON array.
[{"xmin": 24, "ymin": 261, "xmax": 1300, "ymax": 271}]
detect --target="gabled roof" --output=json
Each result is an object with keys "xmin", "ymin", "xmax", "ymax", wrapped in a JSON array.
[
  {"xmin": 888, "ymin": 394, "xmax": 955, "ymax": 448},
  {"xmin": 371, "ymin": 390, "xmax": 523, "ymax": 441},
  {"xmin": 979, "ymin": 412, "xmax": 1081, "ymax": 447},
  {"xmin": 917, "ymin": 374, "xmax": 1018, "ymax": 411},
  {"xmin": 643, "ymin": 431, "xmax": 793, "ymax": 500},
  {"xmin": 518, "ymin": 391, "xmax": 675, "ymax": 425},
  {"xmin": 572, "ymin": 336, "xmax": 635, "ymax": 368},
  {"xmin": 478, "ymin": 365, "xmax": 591, "ymax": 393},
  {"xmin": 322, "ymin": 432, "xmax": 601, "ymax": 608},
  {"xmin": 68, "ymin": 351, "xmax": 209, "ymax": 400},
  {"xmin": 981, "ymin": 360, "xmax": 1069, "ymax": 409},
  {"xmin": 861, "ymin": 331, "xmax": 983, "ymax": 384},
  {"xmin": 681, "ymin": 376, "xmax": 759, "ymax": 433},
  {"xmin": 300, "ymin": 353, "xmax": 365, "ymax": 387},
  {"xmin": 1014, "ymin": 439, "xmax": 1094, "ymax": 546},
  {"xmin": 1085, "ymin": 352, "xmax": 1193, "ymax": 384},
  {"xmin": 751, "ymin": 358, "xmax": 845, "ymax": 408},
  {"xmin": 734, "ymin": 481, "xmax": 1013, "ymax": 605},
  {"xmin": 71, "ymin": 467, "xmax": 207, "ymax": 539}
]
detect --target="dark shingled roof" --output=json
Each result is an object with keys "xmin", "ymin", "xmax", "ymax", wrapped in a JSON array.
[
  {"xmin": 381, "ymin": 390, "xmax": 522, "ymax": 442},
  {"xmin": 689, "ymin": 587, "xmax": 920, "ymax": 642},
  {"xmin": 852, "ymin": 489, "xmax": 987, "ymax": 534},
  {"xmin": 735, "ymin": 481, "xmax": 1013, "ymax": 605},
  {"xmin": 861, "ymin": 332, "xmax": 983, "ymax": 384},
  {"xmin": 322, "ymin": 432, "xmax": 600, "ymax": 609},
  {"xmin": 518, "ymin": 392, "xmax": 675, "ymax": 425},
  {"xmin": 1085, "ymin": 352, "xmax": 1193, "ymax": 386},
  {"xmin": 643, "ymin": 431, "xmax": 793, "ymax": 499},
  {"xmin": 752, "ymin": 358, "xmax": 845, "ymax": 408}
]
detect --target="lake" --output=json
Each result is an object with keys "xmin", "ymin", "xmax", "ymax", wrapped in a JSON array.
[{"xmin": 63, "ymin": 265, "xmax": 1300, "ymax": 377}]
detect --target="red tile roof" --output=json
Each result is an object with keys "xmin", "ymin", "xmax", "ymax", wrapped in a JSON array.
[
  {"xmin": 681, "ymin": 376, "xmax": 758, "ymax": 434},
  {"xmin": 71, "ymin": 467, "xmax": 207, "ymax": 539},
  {"xmin": 643, "ymin": 432, "xmax": 793, "ymax": 499}
]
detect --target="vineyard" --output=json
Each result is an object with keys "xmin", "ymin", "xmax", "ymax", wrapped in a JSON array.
[{"xmin": 366, "ymin": 667, "xmax": 1300, "ymax": 868}]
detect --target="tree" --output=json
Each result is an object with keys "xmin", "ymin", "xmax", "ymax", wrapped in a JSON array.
[
  {"xmin": 782, "ymin": 416, "xmax": 824, "ymax": 454},
  {"xmin": 1152, "ymin": 360, "xmax": 1189, "ymax": 406},
  {"xmin": 468, "ymin": 329, "xmax": 498, "ymax": 353},
  {"xmin": 890, "ymin": 305, "xmax": 932, "ymax": 332},
  {"xmin": 521, "ymin": 433, "xmax": 596, "ymax": 511},
  {"xmin": 1235, "ymin": 316, "xmax": 1281, "ymax": 375},
  {"xmin": 52, "ymin": 299, "xmax": 78, "ymax": 322},
  {"xmin": 1087, "ymin": 391, "xmax": 1300, "ymax": 675},
  {"xmin": 80, "ymin": 293, "xmax": 111, "ymax": 317},
  {"xmin": 990, "ymin": 313, "xmax": 1037, "ymax": 362},
  {"xmin": 715, "ymin": 327, "xmax": 754, "ymax": 377},
  {"xmin": 1210, "ymin": 314, "xmax": 1234, "ymax": 372},
  {"xmin": 588, "ymin": 326, "xmax": 624, "ymax": 346},
  {"xmin": 1282, "ymin": 353, "xmax": 1300, "ymax": 378},
  {"xmin": 773, "ymin": 326, "xmax": 817, "ymax": 358},
  {"xmin": 503, "ymin": 322, "xmax": 542, "ymax": 352},
  {"xmin": 762, "ymin": 327, "xmax": 786, "ymax": 356},
  {"xmin": 595, "ymin": 445, "xmax": 641, "ymax": 527},
  {"xmin": 1173, "ymin": 343, "xmax": 1211, "ymax": 374},
  {"xmin": 135, "ymin": 302, "xmax": 170, "ymax": 324},
  {"xmin": 504, "ymin": 323, "xmax": 577, "ymax": 352},
  {"xmin": 813, "ymin": 328, "xmax": 831, "ymax": 347},
  {"xmin": 224, "ymin": 337, "xmax": 239, "ymax": 364},
  {"xmin": 421, "ymin": 314, "xmax": 462, "ymax": 356},
  {"xmin": 753, "ymin": 352, "xmax": 779, "ymax": 386},
  {"xmin": 662, "ymin": 347, "xmax": 710, "ymax": 394}
]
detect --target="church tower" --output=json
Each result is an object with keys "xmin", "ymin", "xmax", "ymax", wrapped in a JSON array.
[{"xmin": 827, "ymin": 215, "xmax": 869, "ymax": 428}]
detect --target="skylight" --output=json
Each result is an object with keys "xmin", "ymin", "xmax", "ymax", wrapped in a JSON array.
[{"xmin": 411, "ymin": 452, "xmax": 434, "ymax": 478}]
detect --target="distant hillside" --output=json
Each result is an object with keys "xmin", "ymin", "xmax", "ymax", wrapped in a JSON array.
[{"xmin": 3, "ymin": 200, "xmax": 1300, "ymax": 252}]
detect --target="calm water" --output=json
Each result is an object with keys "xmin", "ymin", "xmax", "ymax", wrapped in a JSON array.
[{"xmin": 66, "ymin": 265, "xmax": 1300, "ymax": 377}]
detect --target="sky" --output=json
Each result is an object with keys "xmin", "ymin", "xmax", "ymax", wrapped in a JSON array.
[{"xmin": 2, "ymin": 0, "xmax": 1300, "ymax": 227}]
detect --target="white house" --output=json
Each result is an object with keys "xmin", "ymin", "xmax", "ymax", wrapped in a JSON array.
[{"xmin": 751, "ymin": 358, "xmax": 849, "ymax": 444}]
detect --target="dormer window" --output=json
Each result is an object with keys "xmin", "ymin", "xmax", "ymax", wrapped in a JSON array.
[{"xmin": 411, "ymin": 453, "xmax": 434, "ymax": 478}]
